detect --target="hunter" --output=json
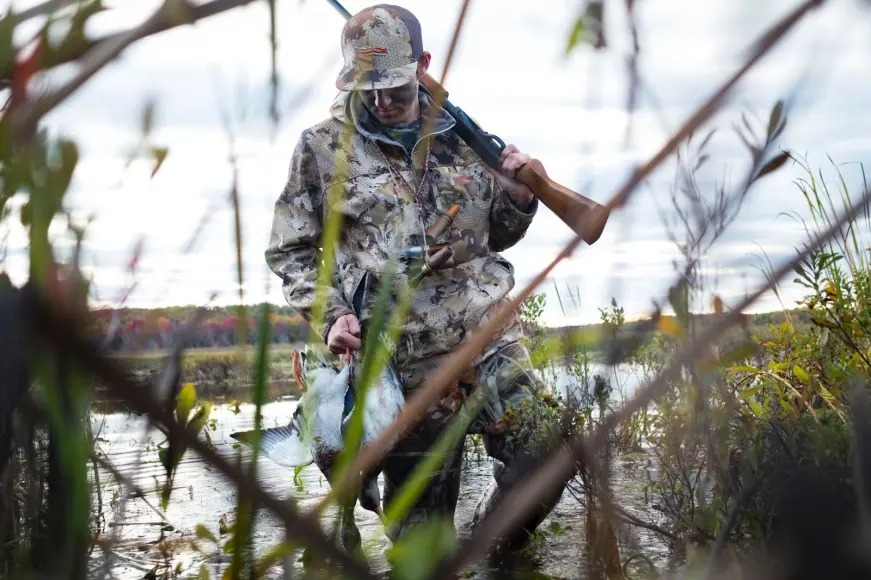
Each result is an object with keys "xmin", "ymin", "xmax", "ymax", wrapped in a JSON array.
[{"xmin": 265, "ymin": 3, "xmax": 569, "ymax": 549}]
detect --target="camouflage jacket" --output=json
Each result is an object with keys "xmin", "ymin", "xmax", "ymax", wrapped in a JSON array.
[{"xmin": 265, "ymin": 86, "xmax": 538, "ymax": 368}]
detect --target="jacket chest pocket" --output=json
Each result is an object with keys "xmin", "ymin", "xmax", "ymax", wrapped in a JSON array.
[
  {"xmin": 335, "ymin": 172, "xmax": 401, "ymax": 221},
  {"xmin": 431, "ymin": 164, "xmax": 492, "ymax": 232},
  {"xmin": 329, "ymin": 172, "xmax": 421, "ymax": 256}
]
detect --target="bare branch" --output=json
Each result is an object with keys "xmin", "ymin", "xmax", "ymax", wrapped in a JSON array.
[
  {"xmin": 7, "ymin": 0, "xmax": 260, "ymax": 138},
  {"xmin": 12, "ymin": 0, "xmax": 81, "ymax": 24},
  {"xmin": 1, "ymin": 0, "xmax": 260, "ymax": 83}
]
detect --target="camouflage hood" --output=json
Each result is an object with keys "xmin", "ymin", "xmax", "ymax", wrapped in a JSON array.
[{"xmin": 266, "ymin": 85, "xmax": 538, "ymax": 367}]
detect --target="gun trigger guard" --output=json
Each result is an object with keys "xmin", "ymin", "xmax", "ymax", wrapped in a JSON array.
[{"xmin": 488, "ymin": 133, "xmax": 506, "ymax": 151}]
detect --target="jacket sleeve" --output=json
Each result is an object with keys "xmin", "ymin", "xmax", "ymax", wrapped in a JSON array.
[
  {"xmin": 265, "ymin": 132, "xmax": 355, "ymax": 342},
  {"xmin": 487, "ymin": 178, "xmax": 538, "ymax": 252}
]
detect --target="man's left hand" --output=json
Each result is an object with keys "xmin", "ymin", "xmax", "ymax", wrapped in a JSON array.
[{"xmin": 486, "ymin": 144, "xmax": 535, "ymax": 208}]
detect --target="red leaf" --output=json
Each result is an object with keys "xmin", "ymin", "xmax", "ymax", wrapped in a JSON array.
[{"xmin": 11, "ymin": 39, "xmax": 43, "ymax": 109}]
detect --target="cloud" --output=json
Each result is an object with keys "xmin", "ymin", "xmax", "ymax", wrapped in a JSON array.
[{"xmin": 5, "ymin": 0, "xmax": 871, "ymax": 326}]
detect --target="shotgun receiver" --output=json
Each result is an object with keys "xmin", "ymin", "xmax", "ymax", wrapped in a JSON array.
[{"xmin": 325, "ymin": 0, "xmax": 611, "ymax": 245}]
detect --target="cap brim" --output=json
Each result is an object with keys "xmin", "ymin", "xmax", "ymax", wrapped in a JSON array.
[{"xmin": 335, "ymin": 61, "xmax": 419, "ymax": 91}]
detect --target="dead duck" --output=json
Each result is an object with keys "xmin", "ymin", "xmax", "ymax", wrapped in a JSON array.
[{"xmin": 230, "ymin": 344, "xmax": 406, "ymax": 554}]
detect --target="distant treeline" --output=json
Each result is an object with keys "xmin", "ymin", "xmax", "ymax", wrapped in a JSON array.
[
  {"xmin": 92, "ymin": 304, "xmax": 310, "ymax": 352},
  {"xmin": 91, "ymin": 302, "xmax": 812, "ymax": 353}
]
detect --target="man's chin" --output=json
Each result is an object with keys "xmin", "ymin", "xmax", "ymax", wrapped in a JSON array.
[{"xmin": 375, "ymin": 110, "xmax": 404, "ymax": 124}]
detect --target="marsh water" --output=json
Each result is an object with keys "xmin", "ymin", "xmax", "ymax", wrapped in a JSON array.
[{"xmin": 89, "ymin": 364, "xmax": 671, "ymax": 579}]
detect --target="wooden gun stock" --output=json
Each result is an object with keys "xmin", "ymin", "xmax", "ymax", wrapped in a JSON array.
[
  {"xmin": 515, "ymin": 160, "xmax": 611, "ymax": 245},
  {"xmin": 421, "ymin": 74, "xmax": 610, "ymax": 245}
]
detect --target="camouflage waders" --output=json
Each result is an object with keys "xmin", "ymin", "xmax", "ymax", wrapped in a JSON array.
[{"xmin": 381, "ymin": 341, "xmax": 570, "ymax": 547}]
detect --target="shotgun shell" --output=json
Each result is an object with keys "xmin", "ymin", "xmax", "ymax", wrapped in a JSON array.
[{"xmin": 400, "ymin": 246, "xmax": 426, "ymax": 261}]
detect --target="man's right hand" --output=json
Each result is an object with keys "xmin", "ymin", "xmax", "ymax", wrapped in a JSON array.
[{"xmin": 327, "ymin": 313, "xmax": 362, "ymax": 354}]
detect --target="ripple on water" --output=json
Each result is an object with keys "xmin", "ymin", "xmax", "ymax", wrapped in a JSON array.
[{"xmin": 90, "ymin": 400, "xmax": 670, "ymax": 579}]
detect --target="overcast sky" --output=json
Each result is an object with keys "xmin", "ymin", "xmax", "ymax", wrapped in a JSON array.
[{"xmin": 4, "ymin": 0, "xmax": 871, "ymax": 326}]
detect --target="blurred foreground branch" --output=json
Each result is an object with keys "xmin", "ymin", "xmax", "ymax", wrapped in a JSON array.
[
  {"xmin": 3, "ymin": 0, "xmax": 262, "ymax": 136},
  {"xmin": 19, "ymin": 284, "xmax": 376, "ymax": 579}
]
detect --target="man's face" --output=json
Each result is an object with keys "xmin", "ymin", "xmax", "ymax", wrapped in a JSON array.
[
  {"xmin": 359, "ymin": 53, "xmax": 430, "ymax": 125},
  {"xmin": 360, "ymin": 81, "xmax": 419, "ymax": 125}
]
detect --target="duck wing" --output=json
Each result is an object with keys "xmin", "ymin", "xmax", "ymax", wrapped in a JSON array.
[
  {"xmin": 230, "ymin": 422, "xmax": 313, "ymax": 468},
  {"xmin": 359, "ymin": 358, "xmax": 406, "ymax": 446}
]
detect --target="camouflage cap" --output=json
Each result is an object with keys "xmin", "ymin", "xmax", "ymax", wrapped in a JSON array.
[{"xmin": 336, "ymin": 4, "xmax": 424, "ymax": 91}]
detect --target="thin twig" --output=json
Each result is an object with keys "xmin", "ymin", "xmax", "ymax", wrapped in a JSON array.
[
  {"xmin": 0, "ymin": 0, "xmax": 260, "ymax": 83},
  {"xmin": 438, "ymin": 0, "xmax": 473, "ymax": 87},
  {"xmin": 613, "ymin": 504, "xmax": 678, "ymax": 543},
  {"xmin": 91, "ymin": 451, "xmax": 175, "ymax": 529},
  {"xmin": 329, "ymin": 0, "xmax": 826, "ymax": 509}
]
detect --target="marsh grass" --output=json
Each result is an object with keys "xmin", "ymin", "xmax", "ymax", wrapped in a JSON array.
[{"xmin": 2, "ymin": 1, "xmax": 871, "ymax": 580}]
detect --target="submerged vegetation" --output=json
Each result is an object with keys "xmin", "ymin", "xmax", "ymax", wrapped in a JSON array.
[{"xmin": 1, "ymin": 1, "xmax": 871, "ymax": 580}]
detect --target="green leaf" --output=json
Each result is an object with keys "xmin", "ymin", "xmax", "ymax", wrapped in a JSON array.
[
  {"xmin": 158, "ymin": 447, "xmax": 170, "ymax": 471},
  {"xmin": 222, "ymin": 538, "xmax": 235, "ymax": 555},
  {"xmin": 768, "ymin": 100, "xmax": 784, "ymax": 140},
  {"xmin": 293, "ymin": 465, "xmax": 305, "ymax": 493},
  {"xmin": 565, "ymin": 17, "xmax": 587, "ymax": 55},
  {"xmin": 386, "ymin": 516, "xmax": 457, "ymax": 580},
  {"xmin": 720, "ymin": 341, "xmax": 757, "ymax": 366},
  {"xmin": 44, "ymin": 140, "xmax": 79, "ymax": 213},
  {"xmin": 668, "ymin": 281, "xmax": 690, "ymax": 327},
  {"xmin": 792, "ymin": 365, "xmax": 811, "ymax": 386},
  {"xmin": 188, "ymin": 403, "xmax": 212, "ymax": 434},
  {"xmin": 142, "ymin": 99, "xmax": 156, "ymax": 137},
  {"xmin": 0, "ymin": 11, "xmax": 15, "ymax": 75},
  {"xmin": 748, "ymin": 400, "xmax": 768, "ymax": 418},
  {"xmin": 726, "ymin": 365, "xmax": 758, "ymax": 374},
  {"xmin": 197, "ymin": 565, "xmax": 210, "ymax": 580},
  {"xmin": 176, "ymin": 383, "xmax": 197, "ymax": 425},
  {"xmin": 738, "ymin": 386, "xmax": 761, "ymax": 400},
  {"xmin": 150, "ymin": 146, "xmax": 169, "ymax": 178},
  {"xmin": 195, "ymin": 524, "xmax": 218, "ymax": 544},
  {"xmin": 819, "ymin": 385, "xmax": 837, "ymax": 407},
  {"xmin": 160, "ymin": 481, "xmax": 172, "ymax": 512}
]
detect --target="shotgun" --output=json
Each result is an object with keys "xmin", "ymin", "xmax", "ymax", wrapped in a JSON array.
[{"xmin": 325, "ymin": 0, "xmax": 611, "ymax": 245}]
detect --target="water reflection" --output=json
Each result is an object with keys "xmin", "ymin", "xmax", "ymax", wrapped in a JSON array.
[{"xmin": 91, "ymin": 380, "xmax": 667, "ymax": 579}]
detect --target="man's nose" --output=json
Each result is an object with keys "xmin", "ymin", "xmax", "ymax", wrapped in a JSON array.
[{"xmin": 374, "ymin": 90, "xmax": 392, "ymax": 108}]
